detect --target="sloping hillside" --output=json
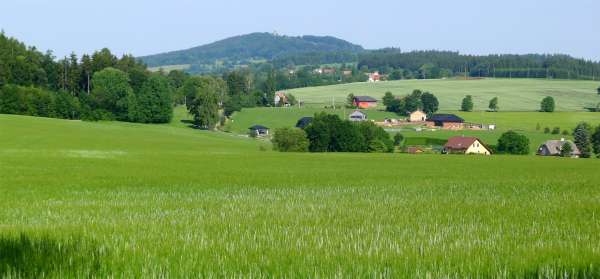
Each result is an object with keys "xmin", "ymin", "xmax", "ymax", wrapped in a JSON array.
[{"xmin": 140, "ymin": 32, "xmax": 363, "ymax": 71}]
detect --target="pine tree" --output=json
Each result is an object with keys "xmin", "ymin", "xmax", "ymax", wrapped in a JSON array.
[
  {"xmin": 591, "ymin": 125, "xmax": 600, "ymax": 158},
  {"xmin": 573, "ymin": 122, "xmax": 592, "ymax": 158}
]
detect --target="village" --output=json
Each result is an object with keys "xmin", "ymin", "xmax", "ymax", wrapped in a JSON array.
[{"xmin": 247, "ymin": 93, "xmax": 585, "ymax": 158}]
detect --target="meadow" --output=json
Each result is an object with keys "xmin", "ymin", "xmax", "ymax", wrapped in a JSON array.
[
  {"xmin": 288, "ymin": 78, "xmax": 600, "ymax": 111},
  {"xmin": 2, "ymin": 113, "xmax": 600, "ymax": 277}
]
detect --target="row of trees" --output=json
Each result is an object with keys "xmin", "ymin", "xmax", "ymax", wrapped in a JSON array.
[
  {"xmin": 380, "ymin": 90, "xmax": 439, "ymax": 115},
  {"xmin": 271, "ymin": 113, "xmax": 394, "ymax": 153},
  {"xmin": 358, "ymin": 50, "xmax": 600, "ymax": 81}
]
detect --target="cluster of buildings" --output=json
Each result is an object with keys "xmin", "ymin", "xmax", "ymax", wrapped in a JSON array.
[{"xmin": 249, "ymin": 94, "xmax": 582, "ymax": 158}]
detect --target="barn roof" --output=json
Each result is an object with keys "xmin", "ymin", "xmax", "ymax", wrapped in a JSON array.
[
  {"xmin": 540, "ymin": 140, "xmax": 581, "ymax": 155},
  {"xmin": 429, "ymin": 114, "xmax": 464, "ymax": 123},
  {"xmin": 353, "ymin": 96, "xmax": 378, "ymax": 102},
  {"xmin": 444, "ymin": 136, "xmax": 479, "ymax": 150},
  {"xmin": 249, "ymin": 125, "xmax": 269, "ymax": 130},
  {"xmin": 295, "ymin": 117, "xmax": 313, "ymax": 129}
]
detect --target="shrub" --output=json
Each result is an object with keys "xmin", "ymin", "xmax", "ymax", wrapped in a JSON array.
[
  {"xmin": 544, "ymin": 127, "xmax": 551, "ymax": 134},
  {"xmin": 551, "ymin": 127, "xmax": 561, "ymax": 135},
  {"xmin": 560, "ymin": 142, "xmax": 573, "ymax": 157},
  {"xmin": 461, "ymin": 95, "xmax": 474, "ymax": 112},
  {"xmin": 540, "ymin": 96, "xmax": 555, "ymax": 112},
  {"xmin": 393, "ymin": 133, "xmax": 404, "ymax": 146},
  {"xmin": 271, "ymin": 128, "xmax": 309, "ymax": 152},
  {"xmin": 497, "ymin": 131, "xmax": 530, "ymax": 155}
]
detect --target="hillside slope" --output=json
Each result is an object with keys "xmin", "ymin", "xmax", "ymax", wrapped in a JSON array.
[
  {"xmin": 140, "ymin": 32, "xmax": 363, "ymax": 69},
  {"xmin": 289, "ymin": 78, "xmax": 600, "ymax": 111}
]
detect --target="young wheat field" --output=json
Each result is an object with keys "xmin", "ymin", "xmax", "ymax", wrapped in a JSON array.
[{"xmin": 1, "ymin": 113, "xmax": 600, "ymax": 277}]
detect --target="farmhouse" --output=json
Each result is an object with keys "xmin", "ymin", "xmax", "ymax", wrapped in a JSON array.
[
  {"xmin": 409, "ymin": 110, "xmax": 427, "ymax": 122},
  {"xmin": 538, "ymin": 139, "xmax": 581, "ymax": 157},
  {"xmin": 367, "ymin": 72, "xmax": 381, "ymax": 82},
  {"xmin": 295, "ymin": 117, "xmax": 313, "ymax": 129},
  {"xmin": 353, "ymin": 96, "xmax": 378, "ymax": 108},
  {"xmin": 248, "ymin": 125, "xmax": 269, "ymax": 137},
  {"xmin": 443, "ymin": 136, "xmax": 492, "ymax": 155},
  {"xmin": 274, "ymin": 91, "xmax": 289, "ymax": 106},
  {"xmin": 427, "ymin": 114, "xmax": 465, "ymax": 130},
  {"xmin": 349, "ymin": 110, "xmax": 367, "ymax": 122}
]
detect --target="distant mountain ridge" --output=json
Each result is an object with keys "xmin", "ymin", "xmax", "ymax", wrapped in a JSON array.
[{"xmin": 139, "ymin": 32, "xmax": 364, "ymax": 70}]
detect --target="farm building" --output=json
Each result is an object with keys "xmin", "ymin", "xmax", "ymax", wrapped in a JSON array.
[
  {"xmin": 538, "ymin": 139, "xmax": 581, "ymax": 157},
  {"xmin": 295, "ymin": 117, "xmax": 313, "ymax": 129},
  {"xmin": 248, "ymin": 125, "xmax": 270, "ymax": 137},
  {"xmin": 427, "ymin": 114, "xmax": 465, "ymax": 130},
  {"xmin": 352, "ymin": 96, "xmax": 378, "ymax": 109},
  {"xmin": 274, "ymin": 91, "xmax": 289, "ymax": 106},
  {"xmin": 443, "ymin": 136, "xmax": 492, "ymax": 155},
  {"xmin": 367, "ymin": 72, "xmax": 381, "ymax": 82},
  {"xmin": 409, "ymin": 110, "xmax": 427, "ymax": 122},
  {"xmin": 349, "ymin": 110, "xmax": 367, "ymax": 122}
]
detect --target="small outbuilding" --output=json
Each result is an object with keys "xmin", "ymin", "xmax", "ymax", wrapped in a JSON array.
[
  {"xmin": 295, "ymin": 117, "xmax": 313, "ymax": 129},
  {"xmin": 427, "ymin": 114, "xmax": 465, "ymax": 130},
  {"xmin": 349, "ymin": 110, "xmax": 368, "ymax": 122},
  {"xmin": 538, "ymin": 139, "xmax": 581, "ymax": 157},
  {"xmin": 352, "ymin": 96, "xmax": 378, "ymax": 109},
  {"xmin": 409, "ymin": 110, "xmax": 427, "ymax": 122},
  {"xmin": 248, "ymin": 125, "xmax": 270, "ymax": 137},
  {"xmin": 443, "ymin": 136, "xmax": 492, "ymax": 155}
]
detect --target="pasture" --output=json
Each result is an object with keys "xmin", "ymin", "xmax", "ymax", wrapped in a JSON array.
[
  {"xmin": 288, "ymin": 78, "xmax": 600, "ymax": 111},
  {"xmin": 2, "ymin": 114, "xmax": 600, "ymax": 277}
]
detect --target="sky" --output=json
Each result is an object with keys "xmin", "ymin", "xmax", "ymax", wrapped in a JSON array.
[{"xmin": 1, "ymin": 0, "xmax": 599, "ymax": 61}]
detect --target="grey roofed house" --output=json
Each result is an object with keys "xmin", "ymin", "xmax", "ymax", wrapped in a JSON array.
[
  {"xmin": 349, "ymin": 110, "xmax": 367, "ymax": 121},
  {"xmin": 248, "ymin": 125, "xmax": 269, "ymax": 136},
  {"xmin": 295, "ymin": 117, "xmax": 313, "ymax": 129},
  {"xmin": 538, "ymin": 139, "xmax": 581, "ymax": 157}
]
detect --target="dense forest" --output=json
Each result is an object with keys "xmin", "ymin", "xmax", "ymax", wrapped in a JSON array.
[{"xmin": 358, "ymin": 49, "xmax": 600, "ymax": 80}]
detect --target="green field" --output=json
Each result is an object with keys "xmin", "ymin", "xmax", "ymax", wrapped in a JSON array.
[
  {"xmin": 288, "ymin": 78, "xmax": 600, "ymax": 111},
  {"xmin": 2, "ymin": 113, "xmax": 600, "ymax": 277}
]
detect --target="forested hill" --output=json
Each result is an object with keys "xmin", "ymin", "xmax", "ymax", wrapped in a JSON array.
[{"xmin": 139, "ymin": 32, "xmax": 364, "ymax": 70}]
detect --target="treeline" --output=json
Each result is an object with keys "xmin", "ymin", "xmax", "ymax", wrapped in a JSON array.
[
  {"xmin": 0, "ymin": 32, "xmax": 175, "ymax": 122},
  {"xmin": 272, "ymin": 113, "xmax": 394, "ymax": 153},
  {"xmin": 358, "ymin": 50, "xmax": 600, "ymax": 80}
]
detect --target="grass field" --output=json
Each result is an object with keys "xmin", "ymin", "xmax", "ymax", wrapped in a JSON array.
[
  {"xmin": 288, "ymin": 78, "xmax": 600, "ymax": 111},
  {"xmin": 2, "ymin": 113, "xmax": 600, "ymax": 277}
]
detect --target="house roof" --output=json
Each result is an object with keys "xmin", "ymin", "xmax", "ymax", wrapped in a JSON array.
[
  {"xmin": 410, "ymin": 110, "xmax": 426, "ymax": 115},
  {"xmin": 429, "ymin": 114, "xmax": 464, "ymax": 123},
  {"xmin": 249, "ymin": 125, "xmax": 269, "ymax": 130},
  {"xmin": 540, "ymin": 140, "xmax": 581, "ymax": 155},
  {"xmin": 444, "ymin": 136, "xmax": 480, "ymax": 150},
  {"xmin": 349, "ymin": 110, "xmax": 366, "ymax": 117},
  {"xmin": 295, "ymin": 117, "xmax": 313, "ymax": 129},
  {"xmin": 353, "ymin": 96, "xmax": 378, "ymax": 102}
]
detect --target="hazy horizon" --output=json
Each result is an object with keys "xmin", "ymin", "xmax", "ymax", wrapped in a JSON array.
[{"xmin": 2, "ymin": 0, "xmax": 599, "ymax": 61}]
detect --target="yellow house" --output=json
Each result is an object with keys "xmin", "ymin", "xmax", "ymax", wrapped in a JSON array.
[
  {"xmin": 409, "ymin": 110, "xmax": 427, "ymax": 122},
  {"xmin": 443, "ymin": 136, "xmax": 492, "ymax": 155}
]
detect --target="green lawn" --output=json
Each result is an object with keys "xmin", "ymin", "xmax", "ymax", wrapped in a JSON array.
[
  {"xmin": 2, "ymin": 114, "xmax": 600, "ymax": 277},
  {"xmin": 288, "ymin": 78, "xmax": 600, "ymax": 111}
]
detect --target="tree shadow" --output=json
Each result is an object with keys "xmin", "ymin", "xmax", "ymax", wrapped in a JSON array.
[{"xmin": 0, "ymin": 233, "xmax": 108, "ymax": 278}]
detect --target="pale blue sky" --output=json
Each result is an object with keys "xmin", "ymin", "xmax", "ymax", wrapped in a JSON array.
[{"xmin": 1, "ymin": 0, "xmax": 599, "ymax": 60}]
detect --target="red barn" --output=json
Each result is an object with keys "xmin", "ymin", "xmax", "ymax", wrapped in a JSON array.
[{"xmin": 352, "ymin": 96, "xmax": 378, "ymax": 109}]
